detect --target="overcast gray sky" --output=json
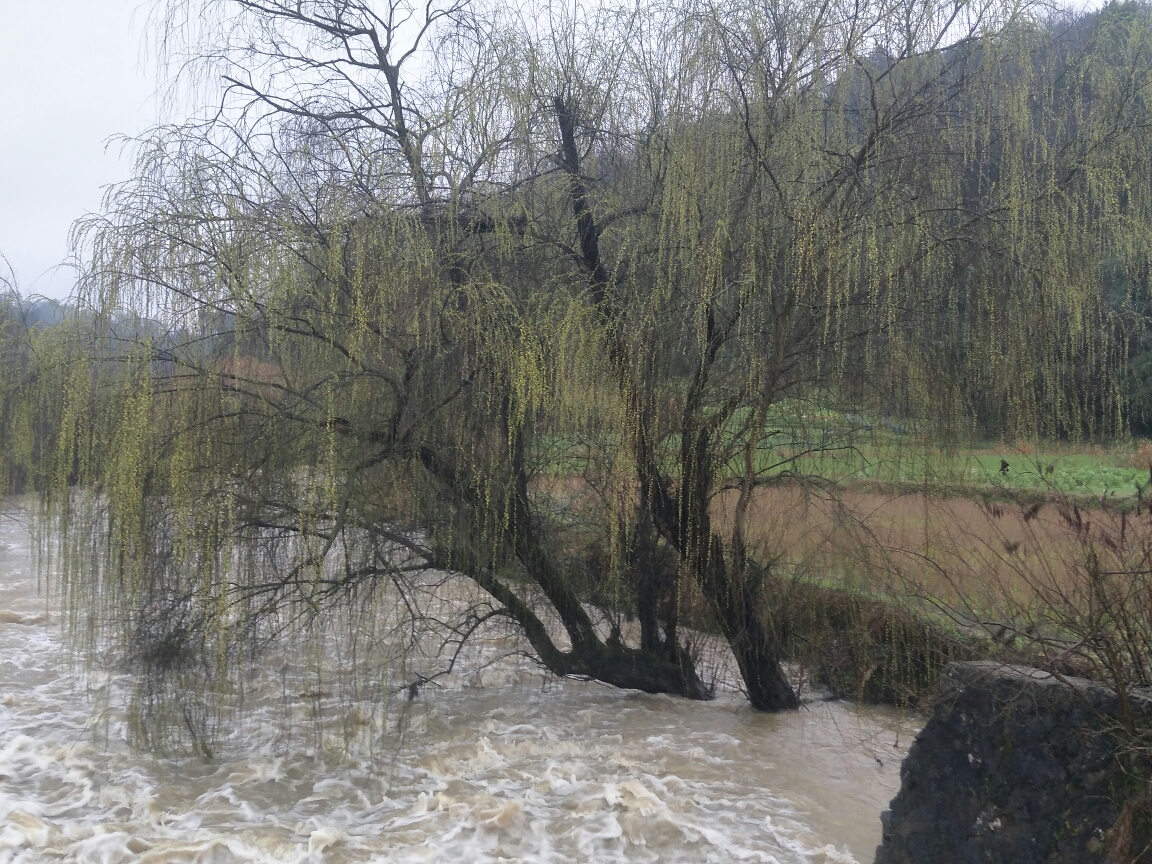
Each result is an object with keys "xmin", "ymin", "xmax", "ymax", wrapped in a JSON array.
[{"xmin": 1, "ymin": 1, "xmax": 157, "ymax": 299}]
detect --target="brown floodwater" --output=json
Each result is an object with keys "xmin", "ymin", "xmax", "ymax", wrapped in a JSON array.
[{"xmin": 0, "ymin": 503, "xmax": 920, "ymax": 863}]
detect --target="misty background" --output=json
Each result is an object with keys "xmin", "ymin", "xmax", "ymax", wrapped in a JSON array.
[{"xmin": 0, "ymin": 0, "xmax": 155, "ymax": 300}]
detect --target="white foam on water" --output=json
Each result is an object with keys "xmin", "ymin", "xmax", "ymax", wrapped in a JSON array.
[{"xmin": 0, "ymin": 505, "xmax": 920, "ymax": 864}]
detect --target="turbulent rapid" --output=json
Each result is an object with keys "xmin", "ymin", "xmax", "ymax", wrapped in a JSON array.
[{"xmin": 0, "ymin": 504, "xmax": 919, "ymax": 864}]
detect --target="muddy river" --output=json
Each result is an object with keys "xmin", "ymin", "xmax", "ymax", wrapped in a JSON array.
[{"xmin": 0, "ymin": 504, "xmax": 919, "ymax": 863}]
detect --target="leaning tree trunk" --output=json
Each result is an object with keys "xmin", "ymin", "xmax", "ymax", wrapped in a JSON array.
[
  {"xmin": 698, "ymin": 539, "xmax": 799, "ymax": 711},
  {"xmin": 417, "ymin": 428, "xmax": 713, "ymax": 702},
  {"xmin": 666, "ymin": 421, "xmax": 801, "ymax": 711},
  {"xmin": 506, "ymin": 442, "xmax": 713, "ymax": 700}
]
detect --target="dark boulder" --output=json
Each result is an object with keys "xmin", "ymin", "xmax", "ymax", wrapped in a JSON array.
[{"xmin": 875, "ymin": 662, "xmax": 1152, "ymax": 864}]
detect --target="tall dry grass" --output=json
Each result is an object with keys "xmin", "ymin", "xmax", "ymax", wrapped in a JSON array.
[
  {"xmin": 717, "ymin": 484, "xmax": 1150, "ymax": 625},
  {"xmin": 713, "ymin": 484, "xmax": 1152, "ymax": 709}
]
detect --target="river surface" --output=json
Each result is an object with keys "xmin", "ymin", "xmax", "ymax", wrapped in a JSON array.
[{"xmin": 0, "ymin": 505, "xmax": 920, "ymax": 864}]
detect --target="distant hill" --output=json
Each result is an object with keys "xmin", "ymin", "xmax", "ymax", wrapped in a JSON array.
[{"xmin": 0, "ymin": 291, "xmax": 71, "ymax": 328}]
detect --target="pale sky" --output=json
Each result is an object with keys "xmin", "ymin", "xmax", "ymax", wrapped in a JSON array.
[{"xmin": 0, "ymin": 1, "xmax": 157, "ymax": 299}]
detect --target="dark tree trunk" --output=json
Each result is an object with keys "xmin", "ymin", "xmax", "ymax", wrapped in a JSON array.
[
  {"xmin": 568, "ymin": 641, "xmax": 712, "ymax": 700},
  {"xmin": 419, "ymin": 425, "xmax": 713, "ymax": 703},
  {"xmin": 641, "ymin": 417, "xmax": 800, "ymax": 712},
  {"xmin": 718, "ymin": 563, "xmax": 800, "ymax": 711},
  {"xmin": 550, "ymin": 93, "xmax": 790, "ymax": 710},
  {"xmin": 431, "ymin": 542, "xmax": 714, "ymax": 701},
  {"xmin": 633, "ymin": 501, "xmax": 670, "ymax": 655}
]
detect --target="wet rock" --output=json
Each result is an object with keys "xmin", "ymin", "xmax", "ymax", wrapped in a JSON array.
[{"xmin": 875, "ymin": 662, "xmax": 1152, "ymax": 864}]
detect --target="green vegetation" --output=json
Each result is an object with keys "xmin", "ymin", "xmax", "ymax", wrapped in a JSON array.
[
  {"xmin": 538, "ymin": 419, "xmax": 1152, "ymax": 498},
  {"xmin": 778, "ymin": 440, "xmax": 1152, "ymax": 498}
]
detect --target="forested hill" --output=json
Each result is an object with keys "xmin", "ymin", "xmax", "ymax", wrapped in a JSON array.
[{"xmin": 0, "ymin": 292, "xmax": 70, "ymax": 328}]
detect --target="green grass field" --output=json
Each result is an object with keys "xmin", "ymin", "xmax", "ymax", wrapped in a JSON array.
[
  {"xmin": 537, "ymin": 401, "xmax": 1152, "ymax": 505},
  {"xmin": 740, "ymin": 404, "xmax": 1152, "ymax": 499},
  {"xmin": 781, "ymin": 443, "xmax": 1151, "ymax": 499}
]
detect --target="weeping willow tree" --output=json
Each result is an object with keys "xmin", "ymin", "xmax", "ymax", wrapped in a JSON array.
[
  {"xmin": 522, "ymin": 0, "xmax": 1152, "ymax": 708},
  {"xmin": 4, "ymin": 0, "xmax": 1152, "ymax": 738}
]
